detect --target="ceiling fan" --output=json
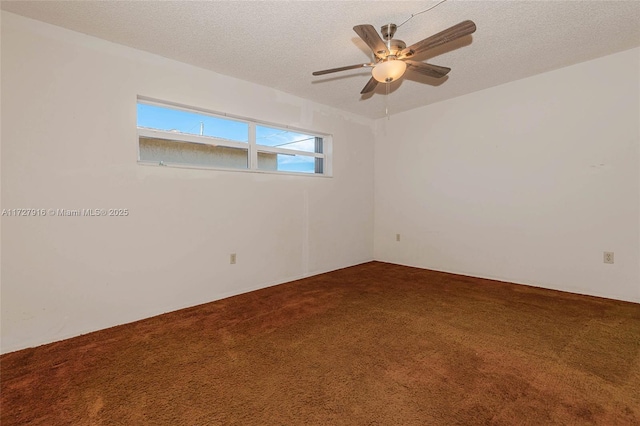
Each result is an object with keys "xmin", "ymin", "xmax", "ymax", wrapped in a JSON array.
[{"xmin": 312, "ymin": 20, "xmax": 476, "ymax": 94}]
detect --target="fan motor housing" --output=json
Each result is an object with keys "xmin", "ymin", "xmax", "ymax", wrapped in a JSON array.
[
  {"xmin": 376, "ymin": 40, "xmax": 406, "ymax": 58},
  {"xmin": 388, "ymin": 39, "xmax": 406, "ymax": 53}
]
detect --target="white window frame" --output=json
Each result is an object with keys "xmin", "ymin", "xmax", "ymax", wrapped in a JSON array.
[{"xmin": 137, "ymin": 97, "xmax": 332, "ymax": 177}]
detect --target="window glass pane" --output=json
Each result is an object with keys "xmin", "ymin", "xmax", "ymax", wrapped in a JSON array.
[
  {"xmin": 255, "ymin": 125, "xmax": 320, "ymax": 153},
  {"xmin": 140, "ymin": 137, "xmax": 248, "ymax": 169},
  {"xmin": 137, "ymin": 99, "xmax": 329, "ymax": 176},
  {"xmin": 257, "ymin": 152, "xmax": 317, "ymax": 174},
  {"xmin": 137, "ymin": 103, "xmax": 248, "ymax": 143}
]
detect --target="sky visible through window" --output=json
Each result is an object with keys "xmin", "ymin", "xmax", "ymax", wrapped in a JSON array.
[{"xmin": 137, "ymin": 103, "xmax": 320, "ymax": 173}]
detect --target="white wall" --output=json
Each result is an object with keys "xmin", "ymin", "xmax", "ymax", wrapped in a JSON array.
[
  {"xmin": 0, "ymin": 12, "xmax": 375, "ymax": 353},
  {"xmin": 375, "ymin": 47, "xmax": 640, "ymax": 303}
]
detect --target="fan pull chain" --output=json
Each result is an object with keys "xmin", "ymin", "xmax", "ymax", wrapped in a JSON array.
[{"xmin": 386, "ymin": 83, "xmax": 390, "ymax": 119}]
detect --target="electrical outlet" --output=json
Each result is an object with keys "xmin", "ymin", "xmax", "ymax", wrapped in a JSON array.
[
  {"xmin": 230, "ymin": 253, "xmax": 236, "ymax": 264},
  {"xmin": 603, "ymin": 252, "xmax": 614, "ymax": 264},
  {"xmin": 396, "ymin": 234, "xmax": 401, "ymax": 242}
]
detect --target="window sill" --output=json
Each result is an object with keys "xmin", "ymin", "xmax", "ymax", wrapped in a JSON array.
[{"xmin": 136, "ymin": 160, "xmax": 333, "ymax": 178}]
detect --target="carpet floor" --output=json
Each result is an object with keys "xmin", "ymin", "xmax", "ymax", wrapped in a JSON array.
[{"xmin": 2, "ymin": 262, "xmax": 640, "ymax": 425}]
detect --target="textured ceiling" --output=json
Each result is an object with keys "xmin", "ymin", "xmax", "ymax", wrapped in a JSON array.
[{"xmin": 2, "ymin": 1, "xmax": 639, "ymax": 119}]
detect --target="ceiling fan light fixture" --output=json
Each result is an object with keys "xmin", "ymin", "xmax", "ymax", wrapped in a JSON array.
[
  {"xmin": 372, "ymin": 59, "xmax": 407, "ymax": 83},
  {"xmin": 313, "ymin": 20, "xmax": 476, "ymax": 95}
]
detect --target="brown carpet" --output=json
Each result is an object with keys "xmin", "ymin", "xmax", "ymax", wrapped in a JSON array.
[{"xmin": 2, "ymin": 261, "xmax": 640, "ymax": 425}]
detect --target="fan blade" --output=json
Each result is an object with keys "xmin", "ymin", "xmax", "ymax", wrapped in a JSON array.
[
  {"xmin": 360, "ymin": 77, "xmax": 378, "ymax": 94},
  {"xmin": 404, "ymin": 61, "xmax": 451, "ymax": 78},
  {"xmin": 312, "ymin": 63, "xmax": 373, "ymax": 76},
  {"xmin": 353, "ymin": 24, "xmax": 389, "ymax": 58},
  {"xmin": 399, "ymin": 20, "xmax": 476, "ymax": 59}
]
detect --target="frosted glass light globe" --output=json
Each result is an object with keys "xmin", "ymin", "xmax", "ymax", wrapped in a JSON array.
[{"xmin": 372, "ymin": 59, "xmax": 407, "ymax": 83}]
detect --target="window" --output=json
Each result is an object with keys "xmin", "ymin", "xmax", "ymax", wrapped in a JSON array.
[{"xmin": 137, "ymin": 98, "xmax": 330, "ymax": 176}]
